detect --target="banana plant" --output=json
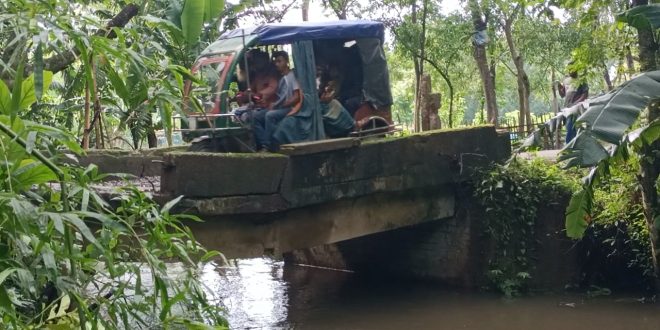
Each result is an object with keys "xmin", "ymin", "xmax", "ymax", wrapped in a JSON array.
[
  {"xmin": 558, "ymin": 5, "xmax": 660, "ymax": 240},
  {"xmin": 542, "ymin": 70, "xmax": 660, "ymax": 239}
]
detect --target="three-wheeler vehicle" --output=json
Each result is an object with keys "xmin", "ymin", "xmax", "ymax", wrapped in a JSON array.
[{"xmin": 179, "ymin": 20, "xmax": 395, "ymax": 152}]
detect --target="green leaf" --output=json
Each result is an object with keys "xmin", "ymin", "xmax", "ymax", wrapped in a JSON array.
[
  {"xmin": 208, "ymin": 0, "xmax": 225, "ymax": 21},
  {"xmin": 200, "ymin": 250, "xmax": 222, "ymax": 262},
  {"xmin": 42, "ymin": 246, "xmax": 57, "ymax": 270},
  {"xmin": 0, "ymin": 287, "xmax": 14, "ymax": 313},
  {"xmin": 560, "ymin": 71, "xmax": 660, "ymax": 168},
  {"xmin": 143, "ymin": 15, "xmax": 185, "ymax": 41},
  {"xmin": 25, "ymin": 131, "xmax": 36, "ymax": 154},
  {"xmin": 62, "ymin": 213, "xmax": 101, "ymax": 248},
  {"xmin": 558, "ymin": 131, "xmax": 609, "ymax": 168},
  {"xmin": 18, "ymin": 74, "xmax": 36, "ymax": 111},
  {"xmin": 0, "ymin": 79, "xmax": 10, "ymax": 116},
  {"xmin": 44, "ymin": 212, "xmax": 65, "ymax": 235},
  {"xmin": 10, "ymin": 61, "xmax": 25, "ymax": 119},
  {"xmin": 104, "ymin": 64, "xmax": 130, "ymax": 104},
  {"xmin": 628, "ymin": 119, "xmax": 660, "ymax": 149},
  {"xmin": 161, "ymin": 195, "xmax": 183, "ymax": 214},
  {"xmin": 0, "ymin": 268, "xmax": 17, "ymax": 285},
  {"xmin": 617, "ymin": 4, "xmax": 660, "ymax": 31},
  {"xmin": 578, "ymin": 71, "xmax": 660, "ymax": 145},
  {"xmin": 78, "ymin": 211, "xmax": 125, "ymax": 231},
  {"xmin": 565, "ymin": 188, "xmax": 593, "ymax": 239},
  {"xmin": 12, "ymin": 159, "xmax": 58, "ymax": 190},
  {"xmin": 8, "ymin": 196, "xmax": 37, "ymax": 222},
  {"xmin": 181, "ymin": 0, "xmax": 206, "ymax": 44}
]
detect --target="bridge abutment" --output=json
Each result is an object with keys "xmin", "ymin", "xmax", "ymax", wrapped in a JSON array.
[{"xmin": 284, "ymin": 192, "xmax": 579, "ymax": 290}]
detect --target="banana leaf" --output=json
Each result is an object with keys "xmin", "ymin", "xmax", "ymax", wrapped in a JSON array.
[
  {"xmin": 617, "ymin": 4, "xmax": 660, "ymax": 31},
  {"xmin": 181, "ymin": 0, "xmax": 205, "ymax": 44},
  {"xmin": 561, "ymin": 70, "xmax": 660, "ymax": 167}
]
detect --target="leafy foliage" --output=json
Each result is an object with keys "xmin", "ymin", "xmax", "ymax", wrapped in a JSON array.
[
  {"xmin": 0, "ymin": 68, "xmax": 226, "ymax": 329},
  {"xmin": 577, "ymin": 156, "xmax": 655, "ymax": 289},
  {"xmin": 473, "ymin": 158, "xmax": 579, "ymax": 296}
]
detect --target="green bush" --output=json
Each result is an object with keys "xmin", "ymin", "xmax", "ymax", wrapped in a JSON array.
[
  {"xmin": 473, "ymin": 157, "xmax": 579, "ymax": 296},
  {"xmin": 578, "ymin": 156, "xmax": 655, "ymax": 289},
  {"xmin": 0, "ymin": 73, "xmax": 226, "ymax": 328}
]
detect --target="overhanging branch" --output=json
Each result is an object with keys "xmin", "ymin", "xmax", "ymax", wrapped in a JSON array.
[{"xmin": 38, "ymin": 4, "xmax": 139, "ymax": 75}]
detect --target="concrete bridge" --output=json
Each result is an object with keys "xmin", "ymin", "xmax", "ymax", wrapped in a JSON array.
[{"xmin": 84, "ymin": 126, "xmax": 510, "ymax": 260}]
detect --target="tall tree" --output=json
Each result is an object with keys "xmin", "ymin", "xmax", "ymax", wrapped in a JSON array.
[
  {"xmin": 321, "ymin": 0, "xmax": 360, "ymax": 19},
  {"xmin": 302, "ymin": 0, "xmax": 310, "ymax": 20},
  {"xmin": 632, "ymin": 0, "xmax": 660, "ymax": 281},
  {"xmin": 469, "ymin": 0, "xmax": 499, "ymax": 125},
  {"xmin": 499, "ymin": 3, "xmax": 532, "ymax": 133}
]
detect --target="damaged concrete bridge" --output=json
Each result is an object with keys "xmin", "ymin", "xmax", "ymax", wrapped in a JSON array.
[{"xmin": 85, "ymin": 126, "xmax": 510, "ymax": 260}]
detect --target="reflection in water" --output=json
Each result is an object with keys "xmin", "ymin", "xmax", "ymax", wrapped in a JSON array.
[
  {"xmin": 202, "ymin": 258, "xmax": 660, "ymax": 330},
  {"xmin": 202, "ymin": 259, "xmax": 289, "ymax": 329}
]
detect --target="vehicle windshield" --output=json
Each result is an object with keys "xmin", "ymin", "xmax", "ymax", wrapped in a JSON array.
[{"xmin": 191, "ymin": 54, "xmax": 233, "ymax": 114}]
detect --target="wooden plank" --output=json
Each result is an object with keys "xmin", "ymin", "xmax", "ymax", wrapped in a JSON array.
[{"xmin": 279, "ymin": 138, "xmax": 361, "ymax": 156}]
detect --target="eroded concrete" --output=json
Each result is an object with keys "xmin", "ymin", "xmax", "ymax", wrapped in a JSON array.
[{"xmin": 187, "ymin": 187, "xmax": 455, "ymax": 259}]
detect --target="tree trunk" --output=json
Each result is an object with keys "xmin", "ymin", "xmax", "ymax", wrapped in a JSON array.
[
  {"xmin": 489, "ymin": 55, "xmax": 498, "ymax": 124},
  {"xmin": 416, "ymin": 0, "xmax": 429, "ymax": 132},
  {"xmin": 90, "ymin": 58, "xmax": 105, "ymax": 149},
  {"xmin": 626, "ymin": 46, "xmax": 636, "ymax": 77},
  {"xmin": 419, "ymin": 74, "xmax": 432, "ymax": 131},
  {"xmin": 411, "ymin": 0, "xmax": 421, "ymax": 132},
  {"xmin": 551, "ymin": 70, "xmax": 562, "ymax": 149},
  {"xmin": 324, "ymin": 0, "xmax": 348, "ymax": 19},
  {"xmin": 469, "ymin": 0, "xmax": 498, "ymax": 126},
  {"xmin": 503, "ymin": 16, "xmax": 531, "ymax": 134},
  {"xmin": 551, "ymin": 70, "xmax": 558, "ymax": 114},
  {"xmin": 423, "ymin": 58, "xmax": 454, "ymax": 128},
  {"xmin": 603, "ymin": 65, "xmax": 613, "ymax": 91},
  {"xmin": 82, "ymin": 82, "xmax": 91, "ymax": 150},
  {"xmin": 633, "ymin": 0, "xmax": 660, "ymax": 289},
  {"xmin": 302, "ymin": 0, "xmax": 309, "ymax": 21}
]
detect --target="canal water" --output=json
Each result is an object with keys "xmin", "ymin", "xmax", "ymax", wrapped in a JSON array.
[{"xmin": 201, "ymin": 257, "xmax": 660, "ymax": 330}]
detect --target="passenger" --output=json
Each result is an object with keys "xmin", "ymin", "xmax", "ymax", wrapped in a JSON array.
[
  {"xmin": 231, "ymin": 49, "xmax": 279, "ymax": 122},
  {"xmin": 253, "ymin": 50, "xmax": 301, "ymax": 151},
  {"xmin": 316, "ymin": 66, "xmax": 355, "ymax": 138},
  {"xmin": 338, "ymin": 44, "xmax": 363, "ymax": 116}
]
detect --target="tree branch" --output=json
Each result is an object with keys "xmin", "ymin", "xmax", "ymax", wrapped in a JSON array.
[{"xmin": 39, "ymin": 4, "xmax": 139, "ymax": 75}]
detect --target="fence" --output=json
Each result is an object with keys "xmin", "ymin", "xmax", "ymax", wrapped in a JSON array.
[{"xmin": 497, "ymin": 113, "xmax": 555, "ymax": 143}]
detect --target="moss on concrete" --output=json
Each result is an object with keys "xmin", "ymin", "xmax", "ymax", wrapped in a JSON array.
[{"xmin": 164, "ymin": 151, "xmax": 289, "ymax": 159}]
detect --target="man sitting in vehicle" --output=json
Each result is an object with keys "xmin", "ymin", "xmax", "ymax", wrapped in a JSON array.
[
  {"xmin": 253, "ymin": 50, "xmax": 301, "ymax": 151},
  {"xmin": 317, "ymin": 65, "xmax": 355, "ymax": 138}
]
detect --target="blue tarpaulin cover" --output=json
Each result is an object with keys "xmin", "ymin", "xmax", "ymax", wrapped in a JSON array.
[{"xmin": 219, "ymin": 20, "xmax": 385, "ymax": 45}]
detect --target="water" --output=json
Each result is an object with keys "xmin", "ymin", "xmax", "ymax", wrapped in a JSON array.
[{"xmin": 202, "ymin": 258, "xmax": 660, "ymax": 330}]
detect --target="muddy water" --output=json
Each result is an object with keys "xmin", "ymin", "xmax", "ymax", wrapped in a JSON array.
[{"xmin": 201, "ymin": 258, "xmax": 660, "ymax": 330}]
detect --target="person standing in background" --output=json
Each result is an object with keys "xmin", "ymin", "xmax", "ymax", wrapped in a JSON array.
[{"xmin": 557, "ymin": 66, "xmax": 589, "ymax": 143}]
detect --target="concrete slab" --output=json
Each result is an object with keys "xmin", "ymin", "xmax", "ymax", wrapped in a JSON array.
[
  {"xmin": 160, "ymin": 152, "xmax": 289, "ymax": 198},
  {"xmin": 519, "ymin": 149, "xmax": 561, "ymax": 162}
]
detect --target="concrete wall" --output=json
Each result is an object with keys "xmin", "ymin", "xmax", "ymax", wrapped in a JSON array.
[
  {"xmin": 161, "ymin": 126, "xmax": 511, "ymax": 216},
  {"xmin": 75, "ymin": 146, "xmax": 187, "ymax": 178}
]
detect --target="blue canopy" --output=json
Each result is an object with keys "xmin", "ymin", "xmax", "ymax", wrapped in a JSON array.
[{"xmin": 219, "ymin": 20, "xmax": 385, "ymax": 45}]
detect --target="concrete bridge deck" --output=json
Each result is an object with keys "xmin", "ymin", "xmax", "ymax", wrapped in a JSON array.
[{"xmin": 83, "ymin": 126, "xmax": 510, "ymax": 259}]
